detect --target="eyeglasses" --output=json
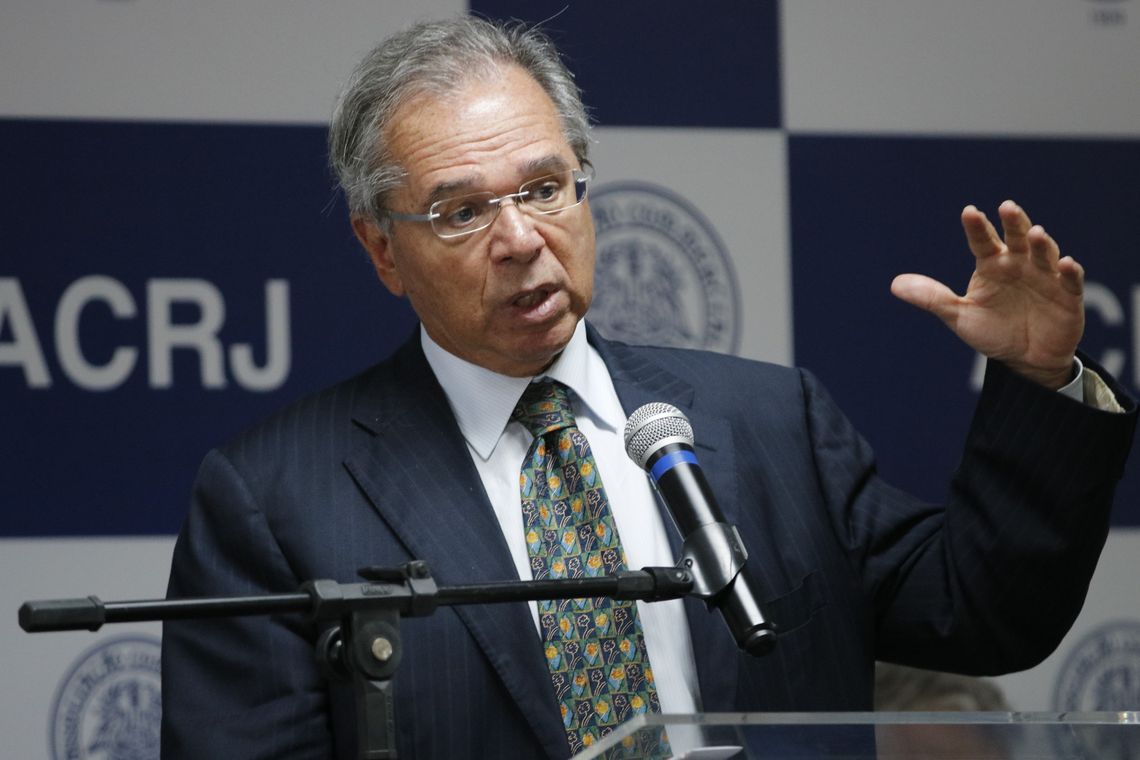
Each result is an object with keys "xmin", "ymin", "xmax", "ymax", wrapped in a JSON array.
[{"xmin": 386, "ymin": 165, "xmax": 594, "ymax": 239}]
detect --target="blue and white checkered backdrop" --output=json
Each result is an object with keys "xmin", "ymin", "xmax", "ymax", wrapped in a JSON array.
[{"xmin": 4, "ymin": 2, "xmax": 1139, "ymax": 756}]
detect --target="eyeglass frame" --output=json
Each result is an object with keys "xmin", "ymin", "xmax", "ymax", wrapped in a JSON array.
[{"xmin": 384, "ymin": 162, "xmax": 595, "ymax": 239}]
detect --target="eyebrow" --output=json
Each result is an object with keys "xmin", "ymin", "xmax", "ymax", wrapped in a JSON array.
[
  {"xmin": 420, "ymin": 155, "xmax": 574, "ymax": 208},
  {"xmin": 423, "ymin": 177, "xmax": 480, "ymax": 208},
  {"xmin": 520, "ymin": 155, "xmax": 571, "ymax": 179}
]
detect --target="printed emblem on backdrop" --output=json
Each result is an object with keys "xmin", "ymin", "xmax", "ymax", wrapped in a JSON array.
[
  {"xmin": 1085, "ymin": 0, "xmax": 1130, "ymax": 26},
  {"xmin": 50, "ymin": 634, "xmax": 161, "ymax": 760},
  {"xmin": 588, "ymin": 182, "xmax": 740, "ymax": 354},
  {"xmin": 1052, "ymin": 620, "xmax": 1140, "ymax": 759}
]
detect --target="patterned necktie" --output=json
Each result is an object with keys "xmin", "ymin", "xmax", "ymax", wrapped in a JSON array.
[{"xmin": 514, "ymin": 380, "xmax": 669, "ymax": 758}]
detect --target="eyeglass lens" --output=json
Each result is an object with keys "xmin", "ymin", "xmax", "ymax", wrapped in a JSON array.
[{"xmin": 431, "ymin": 170, "xmax": 586, "ymax": 238}]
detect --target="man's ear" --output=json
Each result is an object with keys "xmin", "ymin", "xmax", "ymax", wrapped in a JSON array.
[{"xmin": 352, "ymin": 216, "xmax": 405, "ymax": 297}]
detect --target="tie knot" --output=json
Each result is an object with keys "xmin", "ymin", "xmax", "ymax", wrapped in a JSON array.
[{"xmin": 513, "ymin": 380, "xmax": 576, "ymax": 437}]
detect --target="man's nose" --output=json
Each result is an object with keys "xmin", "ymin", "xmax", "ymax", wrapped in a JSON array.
[{"xmin": 490, "ymin": 199, "xmax": 544, "ymax": 261}]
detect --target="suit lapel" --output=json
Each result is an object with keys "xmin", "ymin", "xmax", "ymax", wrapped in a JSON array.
[
  {"xmin": 344, "ymin": 337, "xmax": 567, "ymax": 757},
  {"xmin": 341, "ymin": 329, "xmax": 744, "ymax": 744},
  {"xmin": 590, "ymin": 329, "xmax": 741, "ymax": 712}
]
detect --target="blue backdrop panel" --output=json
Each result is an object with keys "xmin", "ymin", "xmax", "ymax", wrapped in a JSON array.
[
  {"xmin": 0, "ymin": 118, "xmax": 416, "ymax": 536},
  {"xmin": 470, "ymin": 0, "xmax": 781, "ymax": 129},
  {"xmin": 790, "ymin": 134, "xmax": 1140, "ymax": 526}
]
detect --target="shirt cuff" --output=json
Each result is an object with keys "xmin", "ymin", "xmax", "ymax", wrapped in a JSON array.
[
  {"xmin": 1057, "ymin": 357, "xmax": 1084, "ymax": 402},
  {"xmin": 1058, "ymin": 356, "xmax": 1126, "ymax": 413}
]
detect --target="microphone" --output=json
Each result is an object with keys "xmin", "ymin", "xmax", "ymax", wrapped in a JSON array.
[{"xmin": 624, "ymin": 403, "xmax": 776, "ymax": 656}]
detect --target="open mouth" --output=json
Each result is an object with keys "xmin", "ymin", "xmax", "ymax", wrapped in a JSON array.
[
  {"xmin": 509, "ymin": 286, "xmax": 566, "ymax": 323},
  {"xmin": 512, "ymin": 289, "xmax": 551, "ymax": 309}
]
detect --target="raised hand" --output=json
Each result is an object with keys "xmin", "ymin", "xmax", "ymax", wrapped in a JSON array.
[{"xmin": 890, "ymin": 200, "xmax": 1084, "ymax": 390}]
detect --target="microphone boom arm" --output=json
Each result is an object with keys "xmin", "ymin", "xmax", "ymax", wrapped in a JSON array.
[{"xmin": 19, "ymin": 563, "xmax": 694, "ymax": 760}]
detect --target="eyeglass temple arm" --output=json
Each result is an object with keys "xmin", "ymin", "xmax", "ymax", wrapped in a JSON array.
[{"xmin": 387, "ymin": 209, "xmax": 438, "ymax": 222}]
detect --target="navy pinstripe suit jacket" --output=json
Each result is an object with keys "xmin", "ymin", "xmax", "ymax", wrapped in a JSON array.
[{"xmin": 161, "ymin": 325, "xmax": 1135, "ymax": 759}]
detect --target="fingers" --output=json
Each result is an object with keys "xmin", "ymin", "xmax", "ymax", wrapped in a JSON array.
[
  {"xmin": 1028, "ymin": 223, "xmax": 1061, "ymax": 271},
  {"xmin": 961, "ymin": 204, "xmax": 1003, "ymax": 260},
  {"xmin": 1057, "ymin": 255, "xmax": 1085, "ymax": 297},
  {"xmin": 965, "ymin": 200, "xmax": 1062, "ymax": 272},
  {"xmin": 997, "ymin": 199, "xmax": 1033, "ymax": 255}
]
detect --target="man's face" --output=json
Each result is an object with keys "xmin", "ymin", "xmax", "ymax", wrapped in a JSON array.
[{"xmin": 354, "ymin": 65, "xmax": 595, "ymax": 377}]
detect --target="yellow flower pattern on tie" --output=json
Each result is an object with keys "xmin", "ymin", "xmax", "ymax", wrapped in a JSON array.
[{"xmin": 514, "ymin": 381, "xmax": 669, "ymax": 759}]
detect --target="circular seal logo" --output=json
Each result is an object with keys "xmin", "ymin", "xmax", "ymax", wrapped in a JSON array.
[
  {"xmin": 1052, "ymin": 620, "xmax": 1140, "ymax": 758},
  {"xmin": 588, "ymin": 182, "xmax": 740, "ymax": 353},
  {"xmin": 50, "ymin": 634, "xmax": 162, "ymax": 760}
]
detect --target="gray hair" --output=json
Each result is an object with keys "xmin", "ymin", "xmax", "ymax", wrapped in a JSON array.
[{"xmin": 329, "ymin": 16, "xmax": 592, "ymax": 229}]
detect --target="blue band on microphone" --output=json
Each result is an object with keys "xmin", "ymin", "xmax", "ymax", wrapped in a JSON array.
[{"xmin": 650, "ymin": 449, "xmax": 698, "ymax": 482}]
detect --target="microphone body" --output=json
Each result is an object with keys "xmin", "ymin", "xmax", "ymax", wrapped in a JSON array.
[{"xmin": 626, "ymin": 405, "xmax": 776, "ymax": 656}]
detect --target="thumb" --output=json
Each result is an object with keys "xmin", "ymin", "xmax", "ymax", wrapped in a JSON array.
[{"xmin": 890, "ymin": 273, "xmax": 961, "ymax": 324}]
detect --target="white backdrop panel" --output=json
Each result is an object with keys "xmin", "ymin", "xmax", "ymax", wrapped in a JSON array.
[
  {"xmin": 589, "ymin": 127, "xmax": 792, "ymax": 366},
  {"xmin": 2, "ymin": 537, "xmax": 175, "ymax": 760},
  {"xmin": 783, "ymin": 1, "xmax": 1140, "ymax": 136},
  {"xmin": 0, "ymin": 0, "xmax": 463, "ymax": 123}
]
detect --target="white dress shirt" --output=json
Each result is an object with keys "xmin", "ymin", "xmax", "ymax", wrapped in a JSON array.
[{"xmin": 420, "ymin": 321, "xmax": 702, "ymax": 719}]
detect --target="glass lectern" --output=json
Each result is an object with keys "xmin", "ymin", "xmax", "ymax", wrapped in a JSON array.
[{"xmin": 571, "ymin": 711, "xmax": 1140, "ymax": 759}]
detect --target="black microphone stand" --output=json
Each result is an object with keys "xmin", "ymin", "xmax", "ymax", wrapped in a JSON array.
[{"xmin": 19, "ymin": 561, "xmax": 693, "ymax": 760}]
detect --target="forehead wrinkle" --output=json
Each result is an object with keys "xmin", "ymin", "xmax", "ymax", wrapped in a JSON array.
[
  {"xmin": 401, "ymin": 116, "xmax": 548, "ymax": 174},
  {"xmin": 401, "ymin": 118, "xmax": 530, "ymax": 165},
  {"xmin": 390, "ymin": 97, "xmax": 568, "ymax": 206}
]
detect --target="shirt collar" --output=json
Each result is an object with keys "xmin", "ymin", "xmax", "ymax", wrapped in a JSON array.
[{"xmin": 421, "ymin": 320, "xmax": 621, "ymax": 460}]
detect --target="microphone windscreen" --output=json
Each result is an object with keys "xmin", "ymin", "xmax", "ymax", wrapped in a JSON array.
[{"xmin": 623, "ymin": 403, "xmax": 695, "ymax": 468}]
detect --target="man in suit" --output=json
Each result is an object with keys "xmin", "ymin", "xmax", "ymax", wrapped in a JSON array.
[{"xmin": 161, "ymin": 16, "xmax": 1136, "ymax": 759}]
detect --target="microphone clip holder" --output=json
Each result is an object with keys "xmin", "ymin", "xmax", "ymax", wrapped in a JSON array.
[{"xmin": 678, "ymin": 521, "xmax": 749, "ymax": 597}]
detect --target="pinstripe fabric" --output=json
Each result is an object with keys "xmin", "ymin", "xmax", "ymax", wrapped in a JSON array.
[{"xmin": 162, "ymin": 325, "xmax": 1135, "ymax": 759}]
